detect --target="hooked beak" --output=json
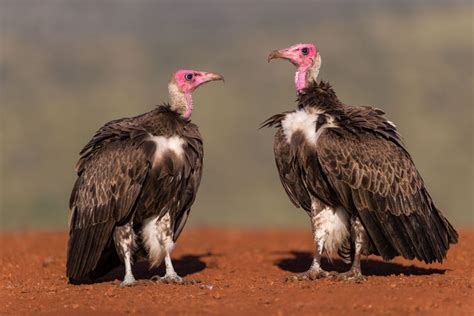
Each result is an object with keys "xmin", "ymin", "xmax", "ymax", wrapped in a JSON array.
[
  {"xmin": 201, "ymin": 72, "xmax": 225, "ymax": 84},
  {"xmin": 268, "ymin": 48, "xmax": 298, "ymax": 66},
  {"xmin": 192, "ymin": 71, "xmax": 225, "ymax": 91},
  {"xmin": 268, "ymin": 49, "xmax": 285, "ymax": 63}
]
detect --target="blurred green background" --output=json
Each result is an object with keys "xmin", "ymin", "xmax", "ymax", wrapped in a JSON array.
[{"xmin": 1, "ymin": 0, "xmax": 472, "ymax": 230}]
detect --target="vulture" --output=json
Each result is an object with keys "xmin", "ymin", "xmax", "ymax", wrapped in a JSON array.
[
  {"xmin": 262, "ymin": 43, "xmax": 458, "ymax": 280},
  {"xmin": 67, "ymin": 69, "xmax": 223, "ymax": 286}
]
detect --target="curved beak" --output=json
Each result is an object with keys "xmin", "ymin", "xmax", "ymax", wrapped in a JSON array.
[
  {"xmin": 201, "ymin": 72, "xmax": 225, "ymax": 83},
  {"xmin": 268, "ymin": 48, "xmax": 299, "ymax": 66},
  {"xmin": 268, "ymin": 49, "xmax": 286, "ymax": 63},
  {"xmin": 193, "ymin": 71, "xmax": 225, "ymax": 91}
]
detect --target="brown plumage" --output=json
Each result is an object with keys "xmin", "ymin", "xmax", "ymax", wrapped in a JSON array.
[
  {"xmin": 67, "ymin": 106, "xmax": 203, "ymax": 283},
  {"xmin": 262, "ymin": 81, "xmax": 458, "ymax": 277},
  {"xmin": 67, "ymin": 69, "xmax": 222, "ymax": 285}
]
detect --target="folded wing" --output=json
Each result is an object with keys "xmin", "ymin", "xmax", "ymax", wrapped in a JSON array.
[{"xmin": 316, "ymin": 129, "xmax": 458, "ymax": 263}]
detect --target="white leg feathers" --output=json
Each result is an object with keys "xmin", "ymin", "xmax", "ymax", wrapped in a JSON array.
[
  {"xmin": 142, "ymin": 213, "xmax": 200, "ymax": 285},
  {"xmin": 287, "ymin": 198, "xmax": 351, "ymax": 282},
  {"xmin": 142, "ymin": 214, "xmax": 173, "ymax": 269}
]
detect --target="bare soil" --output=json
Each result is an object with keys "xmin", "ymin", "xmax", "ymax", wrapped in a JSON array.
[{"xmin": 0, "ymin": 228, "xmax": 473, "ymax": 315}]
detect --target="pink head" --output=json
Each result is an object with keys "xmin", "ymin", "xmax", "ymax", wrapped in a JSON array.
[
  {"xmin": 169, "ymin": 69, "xmax": 224, "ymax": 119},
  {"xmin": 268, "ymin": 43, "xmax": 321, "ymax": 92}
]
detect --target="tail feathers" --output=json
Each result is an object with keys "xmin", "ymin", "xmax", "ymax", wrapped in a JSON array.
[
  {"xmin": 440, "ymin": 210, "xmax": 458, "ymax": 245},
  {"xmin": 447, "ymin": 223, "xmax": 459, "ymax": 244},
  {"xmin": 354, "ymin": 183, "xmax": 459, "ymax": 265},
  {"xmin": 67, "ymin": 221, "xmax": 115, "ymax": 282},
  {"xmin": 360, "ymin": 207, "xmax": 458, "ymax": 264}
]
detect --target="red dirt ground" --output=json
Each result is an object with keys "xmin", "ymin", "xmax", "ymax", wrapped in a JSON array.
[{"xmin": 0, "ymin": 228, "xmax": 473, "ymax": 315}]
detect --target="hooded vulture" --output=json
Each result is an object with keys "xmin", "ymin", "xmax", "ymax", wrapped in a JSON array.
[
  {"xmin": 67, "ymin": 69, "xmax": 223, "ymax": 286},
  {"xmin": 262, "ymin": 43, "xmax": 458, "ymax": 280}
]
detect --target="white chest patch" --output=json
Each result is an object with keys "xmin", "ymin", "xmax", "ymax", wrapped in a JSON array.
[
  {"xmin": 282, "ymin": 110, "xmax": 318, "ymax": 145},
  {"xmin": 282, "ymin": 110, "xmax": 336, "ymax": 145},
  {"xmin": 149, "ymin": 135, "xmax": 185, "ymax": 167}
]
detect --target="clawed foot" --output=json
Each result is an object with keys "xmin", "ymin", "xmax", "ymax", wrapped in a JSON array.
[
  {"xmin": 119, "ymin": 278, "xmax": 149, "ymax": 287},
  {"xmin": 336, "ymin": 269, "xmax": 367, "ymax": 283},
  {"xmin": 151, "ymin": 273, "xmax": 201, "ymax": 285},
  {"xmin": 285, "ymin": 269, "xmax": 338, "ymax": 282}
]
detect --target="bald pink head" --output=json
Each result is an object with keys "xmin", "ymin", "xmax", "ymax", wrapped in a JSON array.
[
  {"xmin": 268, "ymin": 43, "xmax": 321, "ymax": 92},
  {"xmin": 173, "ymin": 70, "xmax": 224, "ymax": 94},
  {"xmin": 169, "ymin": 69, "xmax": 224, "ymax": 119}
]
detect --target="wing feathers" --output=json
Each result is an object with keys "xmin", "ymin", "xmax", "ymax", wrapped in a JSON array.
[
  {"xmin": 68, "ymin": 125, "xmax": 151, "ymax": 280},
  {"xmin": 67, "ymin": 221, "xmax": 115, "ymax": 280},
  {"xmin": 68, "ymin": 110, "xmax": 204, "ymax": 282},
  {"xmin": 318, "ymin": 129, "xmax": 458, "ymax": 263},
  {"xmin": 264, "ymin": 82, "xmax": 457, "ymax": 264}
]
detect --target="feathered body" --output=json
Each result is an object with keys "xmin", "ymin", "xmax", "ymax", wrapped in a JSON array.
[
  {"xmin": 67, "ymin": 106, "xmax": 203, "ymax": 282},
  {"xmin": 262, "ymin": 80, "xmax": 458, "ymax": 278},
  {"xmin": 67, "ymin": 69, "xmax": 222, "ymax": 285}
]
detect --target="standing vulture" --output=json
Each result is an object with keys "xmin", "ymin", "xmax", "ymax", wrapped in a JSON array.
[
  {"xmin": 262, "ymin": 43, "xmax": 458, "ymax": 280},
  {"xmin": 67, "ymin": 69, "xmax": 223, "ymax": 286}
]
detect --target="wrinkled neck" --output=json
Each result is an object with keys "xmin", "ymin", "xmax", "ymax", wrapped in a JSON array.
[
  {"xmin": 295, "ymin": 69, "xmax": 308, "ymax": 92},
  {"xmin": 168, "ymin": 82, "xmax": 193, "ymax": 120},
  {"xmin": 295, "ymin": 53, "xmax": 321, "ymax": 93},
  {"xmin": 182, "ymin": 94, "xmax": 193, "ymax": 119}
]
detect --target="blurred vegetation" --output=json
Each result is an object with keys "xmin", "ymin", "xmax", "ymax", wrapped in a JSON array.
[{"xmin": 0, "ymin": 0, "xmax": 472, "ymax": 230}]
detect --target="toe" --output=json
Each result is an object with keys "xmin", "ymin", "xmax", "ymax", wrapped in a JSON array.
[
  {"xmin": 285, "ymin": 269, "xmax": 335, "ymax": 282},
  {"xmin": 119, "ymin": 280, "xmax": 136, "ymax": 287},
  {"xmin": 169, "ymin": 276, "xmax": 184, "ymax": 284},
  {"xmin": 152, "ymin": 274, "xmax": 198, "ymax": 285},
  {"xmin": 297, "ymin": 273, "xmax": 310, "ymax": 281},
  {"xmin": 337, "ymin": 270, "xmax": 367, "ymax": 282},
  {"xmin": 150, "ymin": 275, "xmax": 161, "ymax": 282},
  {"xmin": 353, "ymin": 275, "xmax": 367, "ymax": 282},
  {"xmin": 284, "ymin": 275, "xmax": 297, "ymax": 282},
  {"xmin": 183, "ymin": 279, "xmax": 201, "ymax": 285},
  {"xmin": 323, "ymin": 271, "xmax": 338, "ymax": 280},
  {"xmin": 285, "ymin": 274, "xmax": 307, "ymax": 282}
]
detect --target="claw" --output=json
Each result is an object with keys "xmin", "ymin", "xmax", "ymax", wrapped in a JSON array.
[
  {"xmin": 119, "ymin": 275, "xmax": 136, "ymax": 287},
  {"xmin": 336, "ymin": 269, "xmax": 367, "ymax": 283},
  {"xmin": 119, "ymin": 280, "xmax": 135, "ymax": 287},
  {"xmin": 119, "ymin": 279, "xmax": 151, "ymax": 287},
  {"xmin": 181, "ymin": 279, "xmax": 201, "ymax": 285},
  {"xmin": 151, "ymin": 274, "xmax": 201, "ymax": 285},
  {"xmin": 285, "ymin": 269, "xmax": 338, "ymax": 282}
]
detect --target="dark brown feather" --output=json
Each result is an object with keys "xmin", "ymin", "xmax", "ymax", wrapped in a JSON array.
[
  {"xmin": 67, "ymin": 106, "xmax": 203, "ymax": 281},
  {"xmin": 317, "ymin": 123, "xmax": 457, "ymax": 263},
  {"xmin": 262, "ymin": 80, "xmax": 458, "ymax": 264}
]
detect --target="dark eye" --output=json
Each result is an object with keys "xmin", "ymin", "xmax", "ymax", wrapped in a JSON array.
[
  {"xmin": 185, "ymin": 73, "xmax": 193, "ymax": 81},
  {"xmin": 301, "ymin": 47, "xmax": 309, "ymax": 55}
]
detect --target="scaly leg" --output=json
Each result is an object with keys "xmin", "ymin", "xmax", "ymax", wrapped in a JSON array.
[
  {"xmin": 286, "ymin": 199, "xmax": 336, "ymax": 281},
  {"xmin": 113, "ymin": 223, "xmax": 137, "ymax": 287},
  {"xmin": 159, "ymin": 250, "xmax": 183, "ymax": 283},
  {"xmin": 337, "ymin": 216, "xmax": 367, "ymax": 282},
  {"xmin": 151, "ymin": 243, "xmax": 201, "ymax": 285},
  {"xmin": 148, "ymin": 214, "xmax": 200, "ymax": 285}
]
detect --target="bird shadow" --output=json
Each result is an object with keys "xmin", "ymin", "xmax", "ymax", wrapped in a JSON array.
[
  {"xmin": 97, "ymin": 252, "xmax": 210, "ymax": 283},
  {"xmin": 275, "ymin": 251, "xmax": 446, "ymax": 276}
]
